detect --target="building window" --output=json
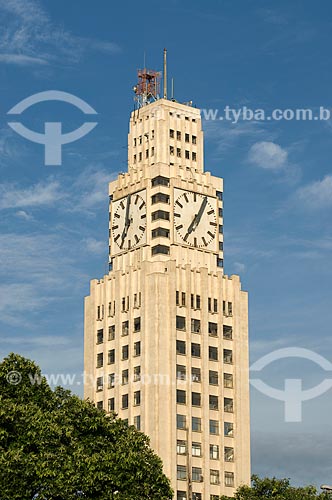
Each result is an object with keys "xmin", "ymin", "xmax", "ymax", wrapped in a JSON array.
[
  {"xmin": 225, "ymin": 472, "xmax": 234, "ymax": 487},
  {"xmin": 96, "ymin": 376, "xmax": 103, "ymax": 391},
  {"xmin": 181, "ymin": 292, "xmax": 186, "ymax": 306},
  {"xmin": 213, "ymin": 299, "xmax": 218, "ymax": 313},
  {"xmin": 134, "ymin": 390, "xmax": 141, "ymax": 406},
  {"xmin": 177, "ymin": 414, "xmax": 186, "ymax": 429},
  {"xmin": 192, "ymin": 494, "xmax": 201, "ymax": 500},
  {"xmin": 145, "ymin": 149, "xmax": 149, "ymax": 158},
  {"xmin": 122, "ymin": 345, "xmax": 129, "ymax": 360},
  {"xmin": 224, "ymin": 397, "xmax": 234, "ymax": 413},
  {"xmin": 224, "ymin": 422, "xmax": 234, "ymax": 437},
  {"xmin": 176, "ymin": 340, "xmax": 186, "ymax": 355},
  {"xmin": 191, "ymin": 343, "xmax": 201, "ymax": 358},
  {"xmin": 191, "ymin": 367, "xmax": 201, "ymax": 382},
  {"xmin": 211, "ymin": 496, "xmax": 219, "ymax": 500},
  {"xmin": 108, "ymin": 349, "xmax": 115, "ymax": 364},
  {"xmin": 151, "ymin": 146, "xmax": 154, "ymax": 156},
  {"xmin": 219, "ymin": 207, "xmax": 223, "ymax": 218},
  {"xmin": 219, "ymin": 225, "xmax": 223, "ymax": 234},
  {"xmin": 134, "ymin": 415, "xmax": 141, "ymax": 430},
  {"xmin": 225, "ymin": 447, "xmax": 234, "ymax": 462},
  {"xmin": 191, "ymin": 318, "xmax": 201, "ymax": 333},
  {"xmin": 217, "ymin": 257, "xmax": 223, "ymax": 268},
  {"xmin": 170, "ymin": 129, "xmax": 174, "ymax": 138},
  {"xmin": 133, "ymin": 292, "xmax": 141, "ymax": 308},
  {"xmin": 209, "ymin": 346, "xmax": 218, "ymax": 361},
  {"xmin": 122, "ymin": 369, "xmax": 129, "ymax": 385},
  {"xmin": 209, "ymin": 419, "xmax": 219, "ymax": 435},
  {"xmin": 192, "ymin": 152, "xmax": 196, "ymax": 161},
  {"xmin": 96, "ymin": 401, "xmax": 103, "ymax": 410},
  {"xmin": 177, "ymin": 465, "xmax": 187, "ymax": 481},
  {"xmin": 152, "ymin": 227, "xmax": 170, "ymax": 238},
  {"xmin": 208, "ymin": 297, "xmax": 212, "ymax": 312},
  {"xmin": 176, "ymin": 291, "xmax": 180, "ymax": 306},
  {"xmin": 177, "ymin": 364, "xmax": 186, "ymax": 381},
  {"xmin": 177, "ymin": 491, "xmax": 186, "ymax": 500},
  {"xmin": 191, "ymin": 294, "xmax": 194, "ymax": 308},
  {"xmin": 177, "ymin": 439, "xmax": 187, "ymax": 455},
  {"xmin": 134, "ymin": 317, "xmax": 141, "ymax": 332},
  {"xmin": 96, "ymin": 329, "xmax": 103, "ymax": 344},
  {"xmin": 176, "ymin": 130, "xmax": 181, "ymax": 140},
  {"xmin": 122, "ymin": 394, "xmax": 128, "ymax": 409},
  {"xmin": 192, "ymin": 392, "xmax": 201, "ymax": 407},
  {"xmin": 152, "ymin": 244, "xmax": 170, "ymax": 255},
  {"xmin": 170, "ymin": 146, "xmax": 174, "ymax": 155},
  {"xmin": 134, "ymin": 365, "xmax": 141, "ymax": 382},
  {"xmin": 152, "ymin": 210, "xmax": 170, "ymax": 221},
  {"xmin": 224, "ymin": 349, "xmax": 233, "ymax": 364},
  {"xmin": 122, "ymin": 297, "xmax": 126, "ymax": 312},
  {"xmin": 185, "ymin": 133, "xmax": 190, "ymax": 143},
  {"xmin": 152, "ymin": 175, "xmax": 170, "ymax": 187},
  {"xmin": 192, "ymin": 442, "xmax": 202, "ymax": 457},
  {"xmin": 210, "ymin": 470, "xmax": 220, "ymax": 485},
  {"xmin": 133, "ymin": 154, "xmax": 137, "ymax": 164},
  {"xmin": 209, "ymin": 395, "xmax": 218, "ymax": 410},
  {"xmin": 96, "ymin": 354, "xmax": 103, "ymax": 370},
  {"xmin": 139, "ymin": 152, "xmax": 142, "ymax": 161},
  {"xmin": 224, "ymin": 373, "xmax": 233, "ymax": 389},
  {"xmin": 192, "ymin": 416, "xmax": 201, "ymax": 432},
  {"xmin": 139, "ymin": 135, "xmax": 142, "ymax": 145},
  {"xmin": 210, "ymin": 444, "xmax": 219, "ymax": 460},
  {"xmin": 108, "ymin": 373, "xmax": 115, "ymax": 389},
  {"xmin": 177, "ymin": 390, "xmax": 186, "ymax": 404},
  {"xmin": 228, "ymin": 302, "xmax": 233, "ymax": 316},
  {"xmin": 216, "ymin": 190, "xmax": 223, "ymax": 201},
  {"xmin": 151, "ymin": 193, "xmax": 170, "ymax": 204},
  {"xmin": 185, "ymin": 150, "xmax": 190, "ymax": 159},
  {"xmin": 219, "ymin": 241, "xmax": 223, "ymax": 252},
  {"xmin": 122, "ymin": 320, "xmax": 129, "ymax": 336},
  {"xmin": 133, "ymin": 138, "xmax": 136, "ymax": 147},
  {"xmin": 108, "ymin": 398, "xmax": 115, "ymax": 412},
  {"xmin": 176, "ymin": 315, "xmax": 186, "ymax": 330},
  {"xmin": 134, "ymin": 341, "xmax": 141, "ymax": 357},
  {"xmin": 192, "ymin": 135, "xmax": 197, "ymax": 144},
  {"xmin": 208, "ymin": 322, "xmax": 218, "ymax": 337},
  {"xmin": 209, "ymin": 370, "xmax": 218, "ymax": 385},
  {"xmin": 192, "ymin": 467, "xmax": 202, "ymax": 482},
  {"xmin": 177, "ymin": 148, "xmax": 181, "ymax": 158},
  {"xmin": 196, "ymin": 295, "xmax": 201, "ymax": 309},
  {"xmin": 108, "ymin": 325, "xmax": 115, "ymax": 341}
]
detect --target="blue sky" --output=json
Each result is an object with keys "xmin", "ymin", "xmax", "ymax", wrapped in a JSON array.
[{"xmin": 1, "ymin": 0, "xmax": 332, "ymax": 489}]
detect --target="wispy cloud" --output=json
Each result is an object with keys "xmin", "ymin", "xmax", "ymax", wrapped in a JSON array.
[
  {"xmin": 0, "ymin": 180, "xmax": 62, "ymax": 209},
  {"xmin": 84, "ymin": 237, "xmax": 106, "ymax": 255},
  {"xmin": 204, "ymin": 119, "xmax": 270, "ymax": 153},
  {"xmin": 294, "ymin": 175, "xmax": 332, "ymax": 210},
  {"xmin": 248, "ymin": 141, "xmax": 288, "ymax": 170}
]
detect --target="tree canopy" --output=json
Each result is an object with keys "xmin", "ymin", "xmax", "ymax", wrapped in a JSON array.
[
  {"xmin": 220, "ymin": 475, "xmax": 327, "ymax": 500},
  {"xmin": 0, "ymin": 353, "xmax": 173, "ymax": 500}
]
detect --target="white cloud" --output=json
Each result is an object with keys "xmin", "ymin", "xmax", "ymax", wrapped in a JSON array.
[
  {"xmin": 233, "ymin": 261, "xmax": 246, "ymax": 273},
  {"xmin": 84, "ymin": 237, "xmax": 105, "ymax": 255},
  {"xmin": 0, "ymin": 53, "xmax": 48, "ymax": 65},
  {"xmin": 248, "ymin": 141, "xmax": 288, "ymax": 170},
  {"xmin": 15, "ymin": 210, "xmax": 34, "ymax": 221},
  {"xmin": 294, "ymin": 175, "xmax": 332, "ymax": 210},
  {"xmin": 204, "ymin": 119, "xmax": 270, "ymax": 153},
  {"xmin": 0, "ymin": 180, "xmax": 62, "ymax": 209}
]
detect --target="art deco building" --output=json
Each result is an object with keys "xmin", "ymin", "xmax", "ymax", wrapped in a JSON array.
[{"xmin": 84, "ymin": 60, "xmax": 250, "ymax": 499}]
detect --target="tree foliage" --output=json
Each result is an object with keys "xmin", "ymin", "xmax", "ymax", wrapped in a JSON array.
[
  {"xmin": 220, "ymin": 475, "xmax": 327, "ymax": 500},
  {"xmin": 0, "ymin": 353, "xmax": 173, "ymax": 500}
]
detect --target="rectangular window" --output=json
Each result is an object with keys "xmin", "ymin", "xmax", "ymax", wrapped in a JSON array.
[
  {"xmin": 225, "ymin": 447, "xmax": 234, "ymax": 462},
  {"xmin": 152, "ymin": 176, "xmax": 170, "ymax": 187},
  {"xmin": 223, "ymin": 300, "xmax": 226, "ymax": 315},
  {"xmin": 108, "ymin": 373, "xmax": 115, "ymax": 389},
  {"xmin": 209, "ymin": 370, "xmax": 218, "ymax": 385},
  {"xmin": 177, "ymin": 131, "xmax": 181, "ymax": 140},
  {"xmin": 192, "ymin": 392, "xmax": 201, "ymax": 407},
  {"xmin": 209, "ymin": 419, "xmax": 219, "ymax": 435},
  {"xmin": 122, "ymin": 345, "xmax": 129, "ymax": 360},
  {"xmin": 134, "ymin": 317, "xmax": 141, "ymax": 332},
  {"xmin": 228, "ymin": 302, "xmax": 233, "ymax": 316},
  {"xmin": 176, "ymin": 316, "xmax": 186, "ymax": 330},
  {"xmin": 185, "ymin": 133, "xmax": 190, "ymax": 143},
  {"xmin": 209, "ymin": 346, "xmax": 218, "ymax": 361},
  {"xmin": 224, "ymin": 397, "xmax": 234, "ymax": 413},
  {"xmin": 209, "ymin": 395, "xmax": 218, "ymax": 410},
  {"xmin": 176, "ymin": 290, "xmax": 180, "ymax": 306},
  {"xmin": 96, "ymin": 401, "xmax": 103, "ymax": 410},
  {"xmin": 216, "ymin": 190, "xmax": 223, "ymax": 201},
  {"xmin": 133, "ymin": 154, "xmax": 137, "ymax": 164},
  {"xmin": 224, "ymin": 422, "xmax": 234, "ymax": 437},
  {"xmin": 224, "ymin": 349, "xmax": 233, "ymax": 364},
  {"xmin": 192, "ymin": 442, "xmax": 202, "ymax": 457},
  {"xmin": 191, "ymin": 367, "xmax": 201, "ymax": 382},
  {"xmin": 213, "ymin": 299, "xmax": 218, "ymax": 313},
  {"xmin": 224, "ymin": 373, "xmax": 233, "ymax": 389},
  {"xmin": 122, "ymin": 394, "xmax": 128, "ymax": 409},
  {"xmin": 134, "ymin": 390, "xmax": 141, "ymax": 406},
  {"xmin": 191, "ymin": 343, "xmax": 201, "ymax": 358},
  {"xmin": 225, "ymin": 472, "xmax": 234, "ymax": 487},
  {"xmin": 192, "ymin": 135, "xmax": 197, "ymax": 144},
  {"xmin": 122, "ymin": 297, "xmax": 126, "ymax": 312},
  {"xmin": 108, "ymin": 398, "xmax": 115, "ymax": 412},
  {"xmin": 152, "ymin": 210, "xmax": 170, "ymax": 221},
  {"xmin": 177, "ymin": 148, "xmax": 181, "ymax": 158},
  {"xmin": 210, "ymin": 444, "xmax": 219, "ymax": 460},
  {"xmin": 181, "ymin": 292, "xmax": 186, "ymax": 306},
  {"xmin": 192, "ymin": 416, "xmax": 201, "ymax": 432},
  {"xmin": 139, "ymin": 152, "xmax": 142, "ymax": 161},
  {"xmin": 219, "ymin": 225, "xmax": 223, "ymax": 234},
  {"xmin": 151, "ymin": 146, "xmax": 154, "ymax": 156},
  {"xmin": 177, "ymin": 414, "xmax": 186, "ymax": 429},
  {"xmin": 122, "ymin": 369, "xmax": 129, "ymax": 385},
  {"xmin": 96, "ymin": 329, "xmax": 103, "ymax": 344},
  {"xmin": 108, "ymin": 349, "xmax": 115, "ymax": 364},
  {"xmin": 170, "ymin": 129, "xmax": 174, "ymax": 138},
  {"xmin": 219, "ymin": 241, "xmax": 224, "ymax": 252},
  {"xmin": 134, "ymin": 341, "xmax": 141, "ymax": 357},
  {"xmin": 185, "ymin": 150, "xmax": 190, "ymax": 159},
  {"xmin": 96, "ymin": 353, "xmax": 103, "ymax": 368},
  {"xmin": 211, "ymin": 496, "xmax": 219, "ymax": 500},
  {"xmin": 151, "ymin": 193, "xmax": 170, "ymax": 204},
  {"xmin": 96, "ymin": 376, "xmax": 103, "ymax": 391},
  {"xmin": 145, "ymin": 149, "xmax": 149, "ymax": 158},
  {"xmin": 134, "ymin": 138, "xmax": 137, "ymax": 147},
  {"xmin": 192, "ymin": 152, "xmax": 197, "ymax": 161},
  {"xmin": 177, "ymin": 364, "xmax": 186, "ymax": 381},
  {"xmin": 177, "ymin": 439, "xmax": 187, "ymax": 455},
  {"xmin": 208, "ymin": 322, "xmax": 218, "ymax": 337},
  {"xmin": 191, "ymin": 294, "xmax": 194, "ymax": 308},
  {"xmin": 152, "ymin": 244, "xmax": 170, "ymax": 255},
  {"xmin": 210, "ymin": 470, "xmax": 220, "ymax": 485},
  {"xmin": 219, "ymin": 207, "xmax": 223, "ymax": 218},
  {"xmin": 192, "ymin": 467, "xmax": 202, "ymax": 482},
  {"xmin": 177, "ymin": 491, "xmax": 186, "ymax": 500},
  {"xmin": 122, "ymin": 320, "xmax": 129, "ymax": 336},
  {"xmin": 191, "ymin": 318, "xmax": 201, "ymax": 333},
  {"xmin": 170, "ymin": 145, "xmax": 174, "ymax": 155},
  {"xmin": 134, "ymin": 415, "xmax": 141, "ymax": 430},
  {"xmin": 152, "ymin": 227, "xmax": 170, "ymax": 238},
  {"xmin": 108, "ymin": 325, "xmax": 115, "ymax": 341},
  {"xmin": 196, "ymin": 295, "xmax": 201, "ymax": 309},
  {"xmin": 208, "ymin": 297, "xmax": 212, "ymax": 312},
  {"xmin": 134, "ymin": 365, "xmax": 141, "ymax": 382},
  {"xmin": 193, "ymin": 494, "xmax": 201, "ymax": 500},
  {"xmin": 176, "ymin": 340, "xmax": 186, "ymax": 355},
  {"xmin": 177, "ymin": 465, "xmax": 187, "ymax": 481},
  {"xmin": 177, "ymin": 389, "xmax": 186, "ymax": 404}
]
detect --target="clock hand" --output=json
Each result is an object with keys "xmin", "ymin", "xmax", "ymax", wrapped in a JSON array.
[
  {"xmin": 187, "ymin": 197, "xmax": 208, "ymax": 234},
  {"xmin": 121, "ymin": 195, "xmax": 131, "ymax": 241}
]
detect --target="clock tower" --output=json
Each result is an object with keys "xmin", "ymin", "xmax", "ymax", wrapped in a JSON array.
[{"xmin": 84, "ymin": 63, "xmax": 250, "ymax": 499}]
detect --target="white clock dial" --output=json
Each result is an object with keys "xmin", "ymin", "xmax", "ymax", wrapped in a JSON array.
[
  {"xmin": 174, "ymin": 190, "xmax": 217, "ymax": 249},
  {"xmin": 111, "ymin": 190, "xmax": 147, "ymax": 252}
]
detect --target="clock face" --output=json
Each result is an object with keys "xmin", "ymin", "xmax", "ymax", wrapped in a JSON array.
[
  {"xmin": 174, "ymin": 189, "xmax": 217, "ymax": 250},
  {"xmin": 111, "ymin": 190, "xmax": 147, "ymax": 253}
]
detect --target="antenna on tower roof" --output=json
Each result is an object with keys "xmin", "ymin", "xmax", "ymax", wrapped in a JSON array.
[{"xmin": 163, "ymin": 48, "xmax": 167, "ymax": 99}]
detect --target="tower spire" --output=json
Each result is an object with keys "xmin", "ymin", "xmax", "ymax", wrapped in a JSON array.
[{"xmin": 163, "ymin": 48, "xmax": 167, "ymax": 99}]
